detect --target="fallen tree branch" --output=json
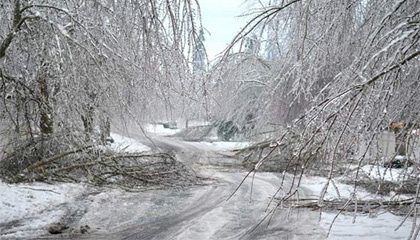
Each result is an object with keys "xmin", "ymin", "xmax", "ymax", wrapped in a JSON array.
[
  {"xmin": 24, "ymin": 145, "xmax": 94, "ymax": 172},
  {"xmin": 281, "ymin": 197, "xmax": 418, "ymax": 212}
]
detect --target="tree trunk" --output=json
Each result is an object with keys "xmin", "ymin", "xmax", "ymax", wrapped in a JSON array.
[
  {"xmin": 38, "ymin": 63, "xmax": 53, "ymax": 135},
  {"xmin": 100, "ymin": 117, "xmax": 111, "ymax": 145},
  {"xmin": 81, "ymin": 105, "xmax": 94, "ymax": 142}
]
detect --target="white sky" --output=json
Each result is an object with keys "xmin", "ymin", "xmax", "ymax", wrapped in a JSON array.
[{"xmin": 199, "ymin": 0, "xmax": 248, "ymax": 61}]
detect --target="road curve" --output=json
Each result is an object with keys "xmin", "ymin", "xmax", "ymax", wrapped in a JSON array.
[{"xmin": 38, "ymin": 134, "xmax": 326, "ymax": 240}]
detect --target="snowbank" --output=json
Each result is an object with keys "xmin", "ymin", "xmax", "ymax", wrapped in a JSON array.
[{"xmin": 109, "ymin": 133, "xmax": 151, "ymax": 153}]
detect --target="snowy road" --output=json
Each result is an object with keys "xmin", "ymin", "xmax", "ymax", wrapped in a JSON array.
[
  {"xmin": 103, "ymin": 172, "xmax": 325, "ymax": 240},
  {"xmin": 34, "ymin": 133, "xmax": 325, "ymax": 240},
  {"xmin": 71, "ymin": 133, "xmax": 324, "ymax": 240}
]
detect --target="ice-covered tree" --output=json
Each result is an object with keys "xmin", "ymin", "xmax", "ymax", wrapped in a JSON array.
[
  {"xmin": 0, "ymin": 0, "xmax": 200, "ymax": 176},
  {"xmin": 221, "ymin": 0, "xmax": 420, "ymax": 237},
  {"xmin": 192, "ymin": 29, "xmax": 207, "ymax": 75}
]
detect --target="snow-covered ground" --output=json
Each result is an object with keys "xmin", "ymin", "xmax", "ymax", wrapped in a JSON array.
[
  {"xmin": 1, "ymin": 174, "xmax": 413, "ymax": 239},
  {"xmin": 299, "ymin": 175, "xmax": 414, "ymax": 239},
  {"xmin": 300, "ymin": 176, "xmax": 375, "ymax": 200},
  {"xmin": 320, "ymin": 211, "xmax": 412, "ymax": 240},
  {"xmin": 360, "ymin": 164, "xmax": 415, "ymax": 182},
  {"xmin": 143, "ymin": 123, "xmax": 250, "ymax": 152},
  {"xmin": 108, "ymin": 133, "xmax": 151, "ymax": 153},
  {"xmin": 186, "ymin": 120, "xmax": 211, "ymax": 127},
  {"xmin": 0, "ymin": 181, "xmax": 86, "ymax": 238},
  {"xmin": 0, "ymin": 132, "xmax": 415, "ymax": 239},
  {"xmin": 144, "ymin": 124, "xmax": 182, "ymax": 136},
  {"xmin": 0, "ymin": 133, "xmax": 150, "ymax": 238},
  {"xmin": 185, "ymin": 141, "xmax": 250, "ymax": 152}
]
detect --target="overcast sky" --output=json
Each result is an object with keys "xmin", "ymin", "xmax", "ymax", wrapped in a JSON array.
[{"xmin": 199, "ymin": 0, "xmax": 248, "ymax": 61}]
